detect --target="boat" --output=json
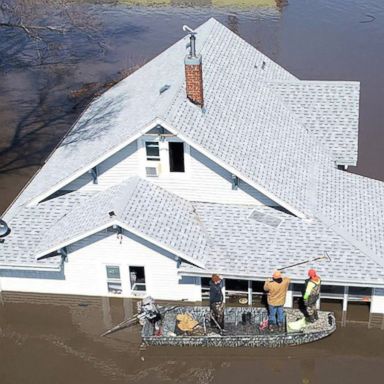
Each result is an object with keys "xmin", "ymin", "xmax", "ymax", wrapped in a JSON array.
[{"xmin": 141, "ymin": 305, "xmax": 336, "ymax": 348}]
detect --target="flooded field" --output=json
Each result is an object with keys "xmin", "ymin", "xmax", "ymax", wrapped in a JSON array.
[
  {"xmin": 1, "ymin": 0, "xmax": 384, "ymax": 382},
  {"xmin": 0, "ymin": 292, "xmax": 383, "ymax": 384}
]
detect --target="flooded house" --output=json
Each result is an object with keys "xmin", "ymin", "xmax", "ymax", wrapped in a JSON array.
[{"xmin": 1, "ymin": 18, "xmax": 384, "ymax": 322}]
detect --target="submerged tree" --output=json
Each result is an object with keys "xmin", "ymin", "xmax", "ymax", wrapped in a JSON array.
[
  {"xmin": 0, "ymin": 0, "xmax": 107, "ymax": 68},
  {"xmin": 0, "ymin": 1, "xmax": 147, "ymax": 179}
]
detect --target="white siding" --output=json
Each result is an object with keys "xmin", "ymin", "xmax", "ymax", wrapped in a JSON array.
[
  {"xmin": 0, "ymin": 229, "xmax": 202, "ymax": 301},
  {"xmin": 151, "ymin": 146, "xmax": 275, "ymax": 205},
  {"xmin": 62, "ymin": 136, "xmax": 276, "ymax": 206},
  {"xmin": 64, "ymin": 141, "xmax": 139, "ymax": 191}
]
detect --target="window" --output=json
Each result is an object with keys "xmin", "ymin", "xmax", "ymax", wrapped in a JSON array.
[
  {"xmin": 169, "ymin": 142, "xmax": 185, "ymax": 172},
  {"xmin": 106, "ymin": 265, "xmax": 122, "ymax": 294},
  {"xmin": 145, "ymin": 141, "xmax": 160, "ymax": 161},
  {"xmin": 129, "ymin": 266, "xmax": 146, "ymax": 293}
]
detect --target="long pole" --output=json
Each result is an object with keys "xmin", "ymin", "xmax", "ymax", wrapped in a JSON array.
[
  {"xmin": 100, "ymin": 315, "xmax": 139, "ymax": 337},
  {"xmin": 278, "ymin": 252, "xmax": 331, "ymax": 272}
]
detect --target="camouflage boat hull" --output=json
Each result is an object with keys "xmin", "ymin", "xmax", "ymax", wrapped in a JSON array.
[{"xmin": 141, "ymin": 306, "xmax": 336, "ymax": 348}]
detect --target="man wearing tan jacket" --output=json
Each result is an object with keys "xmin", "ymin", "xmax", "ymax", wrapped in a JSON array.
[{"xmin": 264, "ymin": 271, "xmax": 291, "ymax": 331}]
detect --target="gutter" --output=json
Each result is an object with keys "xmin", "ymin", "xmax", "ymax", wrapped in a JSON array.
[
  {"xmin": 177, "ymin": 270, "xmax": 384, "ymax": 289},
  {"xmin": 0, "ymin": 263, "xmax": 62, "ymax": 272}
]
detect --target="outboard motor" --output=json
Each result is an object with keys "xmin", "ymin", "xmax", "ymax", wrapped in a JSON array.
[{"xmin": 139, "ymin": 297, "xmax": 161, "ymax": 322}]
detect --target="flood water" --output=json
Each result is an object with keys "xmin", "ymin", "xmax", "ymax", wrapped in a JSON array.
[
  {"xmin": 1, "ymin": 0, "xmax": 384, "ymax": 382},
  {"xmin": 0, "ymin": 292, "xmax": 383, "ymax": 384}
]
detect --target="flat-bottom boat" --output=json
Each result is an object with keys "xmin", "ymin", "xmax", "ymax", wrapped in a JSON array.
[{"xmin": 141, "ymin": 306, "xmax": 336, "ymax": 348}]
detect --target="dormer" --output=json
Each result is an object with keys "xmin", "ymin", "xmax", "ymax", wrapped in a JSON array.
[{"xmin": 140, "ymin": 125, "xmax": 188, "ymax": 179}]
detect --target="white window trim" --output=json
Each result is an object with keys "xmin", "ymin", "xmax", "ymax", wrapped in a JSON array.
[
  {"xmin": 138, "ymin": 135, "xmax": 191, "ymax": 180},
  {"xmin": 129, "ymin": 265, "xmax": 147, "ymax": 296},
  {"xmin": 105, "ymin": 264, "xmax": 123, "ymax": 295}
]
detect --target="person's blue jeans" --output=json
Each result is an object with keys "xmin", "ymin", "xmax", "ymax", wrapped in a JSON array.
[{"xmin": 268, "ymin": 305, "xmax": 284, "ymax": 325}]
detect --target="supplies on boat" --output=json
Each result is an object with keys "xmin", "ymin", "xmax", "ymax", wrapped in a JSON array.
[
  {"xmin": 176, "ymin": 313, "xmax": 199, "ymax": 332},
  {"xmin": 287, "ymin": 317, "xmax": 307, "ymax": 332},
  {"xmin": 175, "ymin": 313, "xmax": 205, "ymax": 335}
]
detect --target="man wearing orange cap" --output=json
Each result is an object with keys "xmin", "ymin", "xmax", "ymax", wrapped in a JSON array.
[
  {"xmin": 304, "ymin": 269, "xmax": 321, "ymax": 322},
  {"xmin": 264, "ymin": 271, "xmax": 291, "ymax": 331}
]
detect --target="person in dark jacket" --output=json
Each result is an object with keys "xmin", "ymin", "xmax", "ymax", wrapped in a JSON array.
[{"xmin": 209, "ymin": 274, "xmax": 224, "ymax": 330}]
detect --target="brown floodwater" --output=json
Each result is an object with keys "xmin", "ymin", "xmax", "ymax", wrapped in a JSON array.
[
  {"xmin": 1, "ymin": 0, "xmax": 384, "ymax": 382},
  {"xmin": 0, "ymin": 292, "xmax": 383, "ymax": 384}
]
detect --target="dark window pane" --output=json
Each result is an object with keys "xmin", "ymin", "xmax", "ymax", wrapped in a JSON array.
[
  {"xmin": 106, "ymin": 266, "xmax": 120, "ymax": 279},
  {"xmin": 129, "ymin": 266, "xmax": 146, "ymax": 290},
  {"xmin": 321, "ymin": 285, "xmax": 345, "ymax": 295},
  {"xmin": 349, "ymin": 286, "xmax": 372, "ymax": 296},
  {"xmin": 145, "ymin": 142, "xmax": 160, "ymax": 160},
  {"xmin": 169, "ymin": 142, "xmax": 185, "ymax": 172}
]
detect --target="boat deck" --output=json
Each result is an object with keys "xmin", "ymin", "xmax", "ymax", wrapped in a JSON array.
[{"xmin": 142, "ymin": 306, "xmax": 336, "ymax": 348}]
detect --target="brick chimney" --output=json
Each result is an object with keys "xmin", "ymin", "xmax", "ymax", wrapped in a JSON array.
[{"xmin": 184, "ymin": 33, "xmax": 204, "ymax": 107}]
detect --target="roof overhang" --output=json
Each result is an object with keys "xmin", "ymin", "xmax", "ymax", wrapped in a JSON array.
[
  {"xmin": 27, "ymin": 118, "xmax": 162, "ymax": 207},
  {"xmin": 34, "ymin": 219, "xmax": 206, "ymax": 269},
  {"xmin": 26, "ymin": 116, "xmax": 307, "ymax": 219},
  {"xmin": 0, "ymin": 263, "xmax": 62, "ymax": 272},
  {"xmin": 177, "ymin": 269, "xmax": 384, "ymax": 289}
]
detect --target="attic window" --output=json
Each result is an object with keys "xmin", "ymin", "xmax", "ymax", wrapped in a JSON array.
[
  {"xmin": 145, "ymin": 141, "xmax": 160, "ymax": 161},
  {"xmin": 249, "ymin": 209, "xmax": 282, "ymax": 228},
  {"xmin": 159, "ymin": 84, "xmax": 170, "ymax": 94}
]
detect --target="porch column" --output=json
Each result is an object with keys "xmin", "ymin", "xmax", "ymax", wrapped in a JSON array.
[
  {"xmin": 371, "ymin": 288, "xmax": 384, "ymax": 314},
  {"xmin": 248, "ymin": 281, "xmax": 253, "ymax": 306},
  {"xmin": 222, "ymin": 279, "xmax": 226, "ymax": 303},
  {"xmin": 342, "ymin": 286, "xmax": 349, "ymax": 326},
  {"xmin": 284, "ymin": 287, "xmax": 293, "ymax": 308}
]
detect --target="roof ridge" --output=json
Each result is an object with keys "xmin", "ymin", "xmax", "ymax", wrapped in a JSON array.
[
  {"xmin": 113, "ymin": 176, "xmax": 141, "ymax": 218},
  {"xmin": 316, "ymin": 211, "xmax": 384, "ymax": 269}
]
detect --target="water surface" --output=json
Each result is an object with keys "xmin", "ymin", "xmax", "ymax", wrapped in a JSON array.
[{"xmin": 0, "ymin": 292, "xmax": 383, "ymax": 384}]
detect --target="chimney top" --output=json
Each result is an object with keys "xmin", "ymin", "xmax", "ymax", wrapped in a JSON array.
[{"xmin": 183, "ymin": 25, "xmax": 204, "ymax": 108}]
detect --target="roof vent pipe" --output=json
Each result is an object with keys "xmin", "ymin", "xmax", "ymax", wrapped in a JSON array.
[
  {"xmin": 189, "ymin": 34, "xmax": 196, "ymax": 57},
  {"xmin": 183, "ymin": 25, "xmax": 204, "ymax": 108}
]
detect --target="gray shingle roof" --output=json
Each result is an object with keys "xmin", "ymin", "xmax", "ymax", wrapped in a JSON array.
[
  {"xmin": 34, "ymin": 177, "xmax": 211, "ymax": 267},
  {"xmin": 180, "ymin": 203, "xmax": 384, "ymax": 286},
  {"xmin": 2, "ymin": 18, "xmax": 383, "ymax": 286},
  {"xmin": 0, "ymin": 191, "xmax": 93, "ymax": 269},
  {"xmin": 4, "ymin": 178, "xmax": 383, "ymax": 285},
  {"xmin": 269, "ymin": 81, "xmax": 359, "ymax": 166},
  {"xmin": 315, "ymin": 168, "xmax": 384, "ymax": 265}
]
